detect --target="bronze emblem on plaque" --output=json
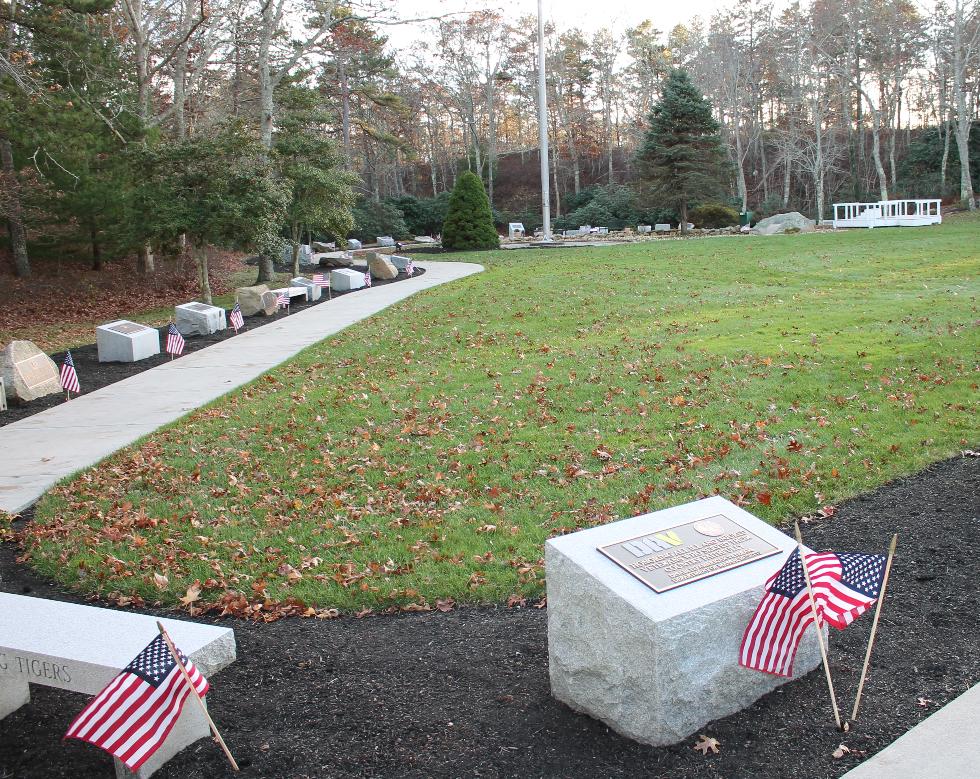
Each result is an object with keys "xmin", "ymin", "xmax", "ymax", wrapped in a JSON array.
[
  {"xmin": 597, "ymin": 514, "xmax": 780, "ymax": 593},
  {"xmin": 109, "ymin": 322, "xmax": 147, "ymax": 335}
]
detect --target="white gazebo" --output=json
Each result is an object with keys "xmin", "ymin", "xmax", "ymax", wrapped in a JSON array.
[{"xmin": 832, "ymin": 199, "xmax": 942, "ymax": 228}]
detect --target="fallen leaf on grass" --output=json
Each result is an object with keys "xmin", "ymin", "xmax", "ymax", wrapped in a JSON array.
[
  {"xmin": 693, "ymin": 734, "xmax": 720, "ymax": 755},
  {"xmin": 179, "ymin": 581, "xmax": 202, "ymax": 606},
  {"xmin": 436, "ymin": 598, "xmax": 455, "ymax": 612},
  {"xmin": 153, "ymin": 572, "xmax": 169, "ymax": 590}
]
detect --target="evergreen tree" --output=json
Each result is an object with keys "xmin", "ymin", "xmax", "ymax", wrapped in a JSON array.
[
  {"xmin": 637, "ymin": 69, "xmax": 728, "ymax": 235},
  {"xmin": 441, "ymin": 171, "xmax": 499, "ymax": 251}
]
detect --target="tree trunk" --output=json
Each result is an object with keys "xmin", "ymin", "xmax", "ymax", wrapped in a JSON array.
[
  {"xmin": 0, "ymin": 134, "xmax": 30, "ymax": 278},
  {"xmin": 258, "ymin": 1, "xmax": 275, "ymax": 149},
  {"xmin": 91, "ymin": 226, "xmax": 103, "ymax": 271},
  {"xmin": 339, "ymin": 55, "xmax": 352, "ymax": 164},
  {"xmin": 953, "ymin": 0, "xmax": 977, "ymax": 209},
  {"xmin": 734, "ymin": 122, "xmax": 748, "ymax": 212},
  {"xmin": 869, "ymin": 108, "xmax": 888, "ymax": 202},
  {"xmin": 194, "ymin": 244, "xmax": 213, "ymax": 304},
  {"xmin": 680, "ymin": 201, "xmax": 688, "ymax": 236}
]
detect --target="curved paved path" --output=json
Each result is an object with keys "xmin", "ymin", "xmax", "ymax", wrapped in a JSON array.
[{"xmin": 0, "ymin": 260, "xmax": 483, "ymax": 514}]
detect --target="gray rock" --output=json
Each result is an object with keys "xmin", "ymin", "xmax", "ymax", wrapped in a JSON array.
[
  {"xmin": 368, "ymin": 252, "xmax": 398, "ymax": 280},
  {"xmin": 317, "ymin": 251, "xmax": 354, "ymax": 269},
  {"xmin": 236, "ymin": 284, "xmax": 276, "ymax": 316},
  {"xmin": 388, "ymin": 254, "xmax": 410, "ymax": 270},
  {"xmin": 346, "ymin": 238, "xmax": 362, "ymax": 250},
  {"xmin": 0, "ymin": 341, "xmax": 62, "ymax": 404},
  {"xmin": 312, "ymin": 241, "xmax": 335, "ymax": 252},
  {"xmin": 547, "ymin": 496, "xmax": 822, "ymax": 747},
  {"xmin": 377, "ymin": 236, "xmax": 395, "ymax": 247},
  {"xmin": 414, "ymin": 235, "xmax": 437, "ymax": 243},
  {"xmin": 751, "ymin": 211, "xmax": 816, "ymax": 235}
]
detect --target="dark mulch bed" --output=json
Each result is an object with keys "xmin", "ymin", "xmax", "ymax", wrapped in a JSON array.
[
  {"xmin": 1, "ymin": 454, "xmax": 977, "ymax": 778},
  {"xmin": 0, "ymin": 265, "xmax": 425, "ymax": 428}
]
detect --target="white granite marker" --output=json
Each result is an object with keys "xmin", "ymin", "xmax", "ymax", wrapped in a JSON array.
[
  {"xmin": 174, "ymin": 302, "xmax": 227, "ymax": 336},
  {"xmin": 376, "ymin": 236, "xmax": 395, "ymax": 247},
  {"xmin": 388, "ymin": 255, "xmax": 410, "ymax": 271},
  {"xmin": 655, "ymin": 223, "xmax": 671, "ymax": 232},
  {"xmin": 291, "ymin": 277, "xmax": 321, "ymax": 302},
  {"xmin": 330, "ymin": 267, "xmax": 366, "ymax": 291},
  {"xmin": 96, "ymin": 320, "xmax": 161, "ymax": 362},
  {"xmin": 546, "ymin": 496, "xmax": 822, "ymax": 747},
  {"xmin": 0, "ymin": 593, "xmax": 236, "ymax": 778}
]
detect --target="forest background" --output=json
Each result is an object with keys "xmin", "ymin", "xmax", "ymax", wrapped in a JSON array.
[{"xmin": 1, "ymin": 0, "xmax": 978, "ymax": 281}]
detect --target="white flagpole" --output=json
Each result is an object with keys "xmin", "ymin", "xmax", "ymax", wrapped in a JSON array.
[{"xmin": 537, "ymin": 0, "xmax": 552, "ymax": 242}]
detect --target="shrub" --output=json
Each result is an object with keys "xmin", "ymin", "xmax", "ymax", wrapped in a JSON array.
[
  {"xmin": 349, "ymin": 199, "xmax": 409, "ymax": 242},
  {"xmin": 386, "ymin": 193, "xmax": 451, "ymax": 236},
  {"xmin": 442, "ymin": 172, "xmax": 500, "ymax": 251},
  {"xmin": 689, "ymin": 203, "xmax": 740, "ymax": 228}
]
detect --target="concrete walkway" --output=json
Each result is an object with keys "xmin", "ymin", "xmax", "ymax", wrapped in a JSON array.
[
  {"xmin": 841, "ymin": 683, "xmax": 980, "ymax": 779},
  {"xmin": 0, "ymin": 260, "xmax": 483, "ymax": 514}
]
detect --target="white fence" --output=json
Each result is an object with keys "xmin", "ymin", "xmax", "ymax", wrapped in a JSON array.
[{"xmin": 832, "ymin": 199, "xmax": 942, "ymax": 228}]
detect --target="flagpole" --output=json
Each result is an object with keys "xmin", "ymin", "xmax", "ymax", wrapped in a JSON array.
[
  {"xmin": 156, "ymin": 622, "xmax": 239, "ymax": 772},
  {"xmin": 536, "ymin": 0, "xmax": 552, "ymax": 242},
  {"xmin": 794, "ymin": 522, "xmax": 843, "ymax": 730},
  {"xmin": 851, "ymin": 533, "xmax": 898, "ymax": 721}
]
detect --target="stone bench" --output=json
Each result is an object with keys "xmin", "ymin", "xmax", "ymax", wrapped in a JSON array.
[{"xmin": 0, "ymin": 593, "xmax": 236, "ymax": 779}]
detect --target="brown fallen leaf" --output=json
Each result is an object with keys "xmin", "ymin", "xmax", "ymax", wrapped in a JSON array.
[
  {"xmin": 693, "ymin": 734, "xmax": 720, "ymax": 755},
  {"xmin": 832, "ymin": 744, "xmax": 851, "ymax": 759},
  {"xmin": 436, "ymin": 598, "xmax": 455, "ymax": 612},
  {"xmin": 152, "ymin": 572, "xmax": 169, "ymax": 590},
  {"xmin": 917, "ymin": 697, "xmax": 933, "ymax": 707},
  {"xmin": 179, "ymin": 580, "xmax": 202, "ymax": 606}
]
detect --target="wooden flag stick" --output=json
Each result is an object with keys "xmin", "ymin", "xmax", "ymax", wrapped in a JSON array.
[
  {"xmin": 850, "ymin": 533, "xmax": 898, "ymax": 721},
  {"xmin": 794, "ymin": 522, "xmax": 843, "ymax": 730},
  {"xmin": 156, "ymin": 622, "xmax": 239, "ymax": 772}
]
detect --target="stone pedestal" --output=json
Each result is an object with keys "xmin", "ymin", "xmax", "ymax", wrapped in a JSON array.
[
  {"xmin": 291, "ymin": 277, "xmax": 321, "ymax": 302},
  {"xmin": 546, "ymin": 496, "xmax": 822, "ymax": 747},
  {"xmin": 96, "ymin": 321, "xmax": 160, "ymax": 363},
  {"xmin": 175, "ymin": 303, "xmax": 226, "ymax": 336},
  {"xmin": 330, "ymin": 268, "xmax": 365, "ymax": 291}
]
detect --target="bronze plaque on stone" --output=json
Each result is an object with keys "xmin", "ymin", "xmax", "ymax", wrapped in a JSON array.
[
  {"xmin": 187, "ymin": 303, "xmax": 213, "ymax": 311},
  {"xmin": 109, "ymin": 322, "xmax": 147, "ymax": 335},
  {"xmin": 15, "ymin": 353, "xmax": 55, "ymax": 389},
  {"xmin": 598, "ymin": 514, "xmax": 780, "ymax": 593}
]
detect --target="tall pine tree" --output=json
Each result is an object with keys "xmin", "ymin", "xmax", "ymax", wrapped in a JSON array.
[
  {"xmin": 441, "ymin": 171, "xmax": 499, "ymax": 251},
  {"xmin": 637, "ymin": 69, "xmax": 728, "ymax": 235}
]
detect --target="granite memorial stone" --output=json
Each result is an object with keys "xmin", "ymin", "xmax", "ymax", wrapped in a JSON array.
[
  {"xmin": 290, "ymin": 277, "xmax": 321, "ymax": 302},
  {"xmin": 655, "ymin": 223, "xmax": 671, "ymax": 232},
  {"xmin": 330, "ymin": 267, "xmax": 366, "ymax": 291},
  {"xmin": 347, "ymin": 238, "xmax": 362, "ymax": 250},
  {"xmin": 174, "ymin": 302, "xmax": 226, "ymax": 336},
  {"xmin": 376, "ymin": 236, "xmax": 396, "ymax": 247},
  {"xmin": 236, "ymin": 284, "xmax": 277, "ymax": 316},
  {"xmin": 0, "ymin": 341, "xmax": 62, "ymax": 404},
  {"xmin": 96, "ymin": 321, "xmax": 160, "ymax": 363},
  {"xmin": 367, "ymin": 253, "xmax": 398, "ymax": 280},
  {"xmin": 388, "ymin": 254, "xmax": 410, "ymax": 271},
  {"xmin": 546, "ymin": 496, "xmax": 822, "ymax": 747}
]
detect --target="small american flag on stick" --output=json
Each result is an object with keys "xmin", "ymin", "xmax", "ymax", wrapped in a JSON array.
[
  {"xmin": 313, "ymin": 273, "xmax": 331, "ymax": 299},
  {"xmin": 277, "ymin": 291, "xmax": 290, "ymax": 312},
  {"xmin": 363, "ymin": 271, "xmax": 371, "ymax": 288},
  {"xmin": 229, "ymin": 303, "xmax": 244, "ymax": 332},
  {"xmin": 165, "ymin": 324, "xmax": 185, "ymax": 358},
  {"xmin": 65, "ymin": 633, "xmax": 209, "ymax": 771},
  {"xmin": 406, "ymin": 260, "xmax": 415, "ymax": 276},
  {"xmin": 738, "ymin": 548, "xmax": 886, "ymax": 677},
  {"xmin": 60, "ymin": 350, "xmax": 80, "ymax": 396}
]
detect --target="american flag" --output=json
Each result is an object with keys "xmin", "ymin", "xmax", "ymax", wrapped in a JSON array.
[
  {"xmin": 60, "ymin": 351, "xmax": 80, "ymax": 394},
  {"xmin": 739, "ymin": 548, "xmax": 886, "ymax": 677},
  {"xmin": 229, "ymin": 303, "xmax": 244, "ymax": 331},
  {"xmin": 165, "ymin": 324, "xmax": 185, "ymax": 356},
  {"xmin": 364, "ymin": 271, "xmax": 371, "ymax": 287},
  {"xmin": 65, "ymin": 634, "xmax": 209, "ymax": 771},
  {"xmin": 312, "ymin": 273, "xmax": 329, "ymax": 288},
  {"xmin": 406, "ymin": 260, "xmax": 415, "ymax": 276},
  {"xmin": 277, "ymin": 291, "xmax": 289, "ymax": 310}
]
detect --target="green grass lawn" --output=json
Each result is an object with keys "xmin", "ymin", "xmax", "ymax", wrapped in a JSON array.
[{"xmin": 25, "ymin": 216, "xmax": 979, "ymax": 618}]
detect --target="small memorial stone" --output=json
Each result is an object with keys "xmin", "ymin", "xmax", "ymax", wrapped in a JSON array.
[
  {"xmin": 367, "ymin": 253, "xmax": 397, "ymax": 280},
  {"xmin": 96, "ymin": 320, "xmax": 160, "ymax": 363},
  {"xmin": 547, "ymin": 496, "xmax": 821, "ymax": 747},
  {"xmin": 508, "ymin": 222, "xmax": 525, "ymax": 240},
  {"xmin": 376, "ymin": 236, "xmax": 395, "ymax": 247},
  {"xmin": 638, "ymin": 224, "xmax": 652, "ymax": 233},
  {"xmin": 175, "ymin": 302, "xmax": 226, "ymax": 336},
  {"xmin": 330, "ymin": 267, "xmax": 366, "ymax": 291},
  {"xmin": 388, "ymin": 254, "xmax": 410, "ymax": 271},
  {"xmin": 236, "ymin": 284, "xmax": 274, "ymax": 316},
  {"xmin": 655, "ymin": 223, "xmax": 671, "ymax": 232},
  {"xmin": 290, "ymin": 277, "xmax": 321, "ymax": 302},
  {"xmin": 347, "ymin": 238, "xmax": 362, "ymax": 250},
  {"xmin": 0, "ymin": 341, "xmax": 62, "ymax": 404}
]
